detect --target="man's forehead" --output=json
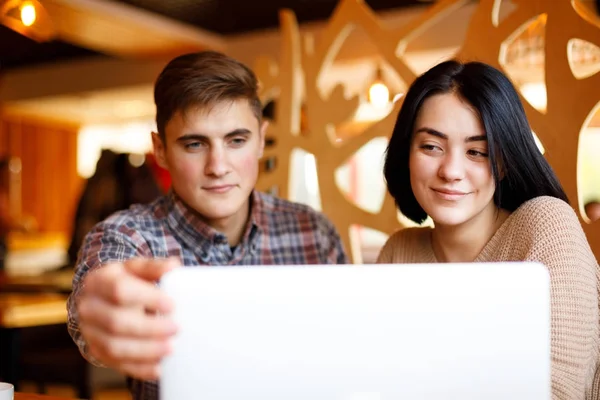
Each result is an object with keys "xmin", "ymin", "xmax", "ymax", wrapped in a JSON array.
[
  {"xmin": 183, "ymin": 98, "xmax": 256, "ymax": 117},
  {"xmin": 166, "ymin": 101, "xmax": 260, "ymax": 138}
]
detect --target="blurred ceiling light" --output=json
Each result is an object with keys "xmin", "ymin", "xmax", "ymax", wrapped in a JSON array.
[
  {"xmin": 368, "ymin": 66, "xmax": 390, "ymax": 109},
  {"xmin": 113, "ymin": 100, "xmax": 154, "ymax": 119},
  {"xmin": 8, "ymin": 157, "xmax": 22, "ymax": 174},
  {"xmin": 520, "ymin": 82, "xmax": 547, "ymax": 112},
  {"xmin": 20, "ymin": 1, "xmax": 35, "ymax": 26},
  {"xmin": 128, "ymin": 153, "xmax": 146, "ymax": 168},
  {"xmin": 369, "ymin": 82, "xmax": 389, "ymax": 108},
  {"xmin": 354, "ymin": 101, "xmax": 393, "ymax": 122},
  {"xmin": 0, "ymin": 0, "xmax": 55, "ymax": 41}
]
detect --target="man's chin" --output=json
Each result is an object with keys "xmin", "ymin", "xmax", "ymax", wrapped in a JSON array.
[{"xmin": 193, "ymin": 204, "xmax": 240, "ymax": 221}]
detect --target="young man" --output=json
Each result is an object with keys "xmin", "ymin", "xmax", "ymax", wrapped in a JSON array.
[{"xmin": 67, "ymin": 51, "xmax": 349, "ymax": 400}]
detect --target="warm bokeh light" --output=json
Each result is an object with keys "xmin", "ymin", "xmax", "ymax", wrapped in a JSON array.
[
  {"xmin": 368, "ymin": 82, "xmax": 390, "ymax": 108},
  {"xmin": 20, "ymin": 2, "xmax": 36, "ymax": 27}
]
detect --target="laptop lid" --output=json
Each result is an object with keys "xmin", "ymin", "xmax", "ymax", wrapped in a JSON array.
[{"xmin": 160, "ymin": 262, "xmax": 550, "ymax": 400}]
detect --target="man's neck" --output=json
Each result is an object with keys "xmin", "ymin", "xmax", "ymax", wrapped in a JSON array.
[
  {"xmin": 431, "ymin": 205, "xmax": 509, "ymax": 263},
  {"xmin": 205, "ymin": 198, "xmax": 252, "ymax": 247}
]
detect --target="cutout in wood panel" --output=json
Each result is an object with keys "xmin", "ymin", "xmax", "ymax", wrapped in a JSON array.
[
  {"xmin": 568, "ymin": 39, "xmax": 600, "ymax": 79},
  {"xmin": 289, "ymin": 148, "xmax": 322, "ymax": 211},
  {"xmin": 334, "ymin": 137, "xmax": 387, "ymax": 214},
  {"xmin": 492, "ymin": 0, "xmax": 518, "ymax": 28},
  {"xmin": 501, "ymin": 14, "xmax": 547, "ymax": 113},
  {"xmin": 531, "ymin": 130, "xmax": 546, "ymax": 154},
  {"xmin": 401, "ymin": 0, "xmax": 470, "ymax": 75},
  {"xmin": 578, "ymin": 102, "xmax": 600, "ymax": 224}
]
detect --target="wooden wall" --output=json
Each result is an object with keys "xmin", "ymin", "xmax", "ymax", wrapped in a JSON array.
[
  {"xmin": 0, "ymin": 114, "xmax": 83, "ymax": 241},
  {"xmin": 254, "ymin": 0, "xmax": 600, "ymax": 262}
]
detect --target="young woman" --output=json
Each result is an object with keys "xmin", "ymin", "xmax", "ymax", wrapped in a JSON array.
[{"xmin": 377, "ymin": 60, "xmax": 599, "ymax": 399}]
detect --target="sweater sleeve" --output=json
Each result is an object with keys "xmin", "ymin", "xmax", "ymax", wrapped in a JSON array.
[
  {"xmin": 525, "ymin": 197, "xmax": 599, "ymax": 399},
  {"xmin": 376, "ymin": 232, "xmax": 397, "ymax": 264},
  {"xmin": 376, "ymin": 227, "xmax": 436, "ymax": 264}
]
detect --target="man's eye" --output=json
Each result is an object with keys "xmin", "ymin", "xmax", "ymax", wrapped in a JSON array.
[
  {"xmin": 230, "ymin": 138, "xmax": 247, "ymax": 146},
  {"xmin": 185, "ymin": 142, "xmax": 203, "ymax": 149}
]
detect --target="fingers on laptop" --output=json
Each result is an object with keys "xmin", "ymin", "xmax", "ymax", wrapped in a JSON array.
[
  {"xmin": 125, "ymin": 257, "xmax": 181, "ymax": 282},
  {"xmin": 78, "ymin": 259, "xmax": 180, "ymax": 375},
  {"xmin": 85, "ymin": 325, "xmax": 171, "ymax": 362},
  {"xmin": 83, "ymin": 259, "xmax": 177, "ymax": 313},
  {"xmin": 79, "ymin": 296, "xmax": 178, "ymax": 338}
]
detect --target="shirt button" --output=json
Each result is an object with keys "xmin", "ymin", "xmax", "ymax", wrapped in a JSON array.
[{"xmin": 215, "ymin": 235, "xmax": 227, "ymax": 244}]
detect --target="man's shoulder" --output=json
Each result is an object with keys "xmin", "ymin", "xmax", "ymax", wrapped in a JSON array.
[
  {"xmin": 99, "ymin": 195, "xmax": 169, "ymax": 231},
  {"xmin": 256, "ymin": 191, "xmax": 333, "ymax": 226},
  {"xmin": 256, "ymin": 192, "xmax": 347, "ymax": 263},
  {"xmin": 257, "ymin": 192, "xmax": 326, "ymax": 218}
]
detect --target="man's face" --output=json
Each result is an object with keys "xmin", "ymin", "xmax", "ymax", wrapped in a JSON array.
[{"xmin": 153, "ymin": 99, "xmax": 267, "ymax": 227}]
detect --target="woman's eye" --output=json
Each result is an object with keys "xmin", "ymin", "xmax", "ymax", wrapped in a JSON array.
[
  {"xmin": 420, "ymin": 144, "xmax": 441, "ymax": 152},
  {"xmin": 467, "ymin": 149, "xmax": 489, "ymax": 157}
]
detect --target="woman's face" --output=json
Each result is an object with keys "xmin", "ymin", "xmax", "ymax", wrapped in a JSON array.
[{"xmin": 408, "ymin": 92, "xmax": 497, "ymax": 228}]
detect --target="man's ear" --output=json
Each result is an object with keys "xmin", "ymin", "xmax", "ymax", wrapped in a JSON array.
[
  {"xmin": 258, "ymin": 120, "xmax": 269, "ymax": 159},
  {"xmin": 152, "ymin": 132, "xmax": 168, "ymax": 169}
]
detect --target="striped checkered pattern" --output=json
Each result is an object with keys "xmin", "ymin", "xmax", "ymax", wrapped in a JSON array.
[{"xmin": 67, "ymin": 190, "xmax": 348, "ymax": 400}]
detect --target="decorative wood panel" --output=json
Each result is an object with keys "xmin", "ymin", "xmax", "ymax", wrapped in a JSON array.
[{"xmin": 253, "ymin": 0, "xmax": 600, "ymax": 262}]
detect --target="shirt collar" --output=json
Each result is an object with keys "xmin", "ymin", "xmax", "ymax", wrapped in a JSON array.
[{"xmin": 165, "ymin": 190, "xmax": 267, "ymax": 253}]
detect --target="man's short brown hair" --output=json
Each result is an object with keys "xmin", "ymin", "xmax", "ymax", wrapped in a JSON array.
[{"xmin": 154, "ymin": 51, "xmax": 262, "ymax": 140}]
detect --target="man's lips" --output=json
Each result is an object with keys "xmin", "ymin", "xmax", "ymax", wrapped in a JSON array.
[{"xmin": 202, "ymin": 185, "xmax": 235, "ymax": 193}]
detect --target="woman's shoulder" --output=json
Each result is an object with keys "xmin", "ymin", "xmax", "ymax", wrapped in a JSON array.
[
  {"xmin": 515, "ymin": 195, "xmax": 573, "ymax": 214},
  {"xmin": 506, "ymin": 196, "xmax": 596, "ymax": 266},
  {"xmin": 377, "ymin": 226, "xmax": 434, "ymax": 264},
  {"xmin": 509, "ymin": 196, "xmax": 579, "ymax": 234},
  {"xmin": 387, "ymin": 226, "xmax": 432, "ymax": 243}
]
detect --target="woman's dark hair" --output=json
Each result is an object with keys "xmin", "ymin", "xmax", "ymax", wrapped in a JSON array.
[{"xmin": 383, "ymin": 60, "xmax": 568, "ymax": 224}]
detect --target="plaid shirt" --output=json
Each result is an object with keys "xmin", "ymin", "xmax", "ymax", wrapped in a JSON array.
[{"xmin": 67, "ymin": 190, "xmax": 348, "ymax": 400}]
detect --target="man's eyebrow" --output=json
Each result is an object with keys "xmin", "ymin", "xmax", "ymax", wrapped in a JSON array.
[{"xmin": 175, "ymin": 128, "xmax": 252, "ymax": 142}]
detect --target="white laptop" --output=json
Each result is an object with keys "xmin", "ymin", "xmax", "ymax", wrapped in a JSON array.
[{"xmin": 160, "ymin": 263, "xmax": 551, "ymax": 400}]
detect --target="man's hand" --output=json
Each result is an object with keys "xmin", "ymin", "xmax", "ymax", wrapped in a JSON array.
[{"xmin": 77, "ymin": 257, "xmax": 180, "ymax": 380}]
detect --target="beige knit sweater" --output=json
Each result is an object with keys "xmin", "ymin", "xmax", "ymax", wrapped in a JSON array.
[{"xmin": 377, "ymin": 196, "xmax": 600, "ymax": 399}]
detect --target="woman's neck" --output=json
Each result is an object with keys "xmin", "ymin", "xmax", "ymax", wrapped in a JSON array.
[{"xmin": 431, "ymin": 206, "xmax": 510, "ymax": 263}]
